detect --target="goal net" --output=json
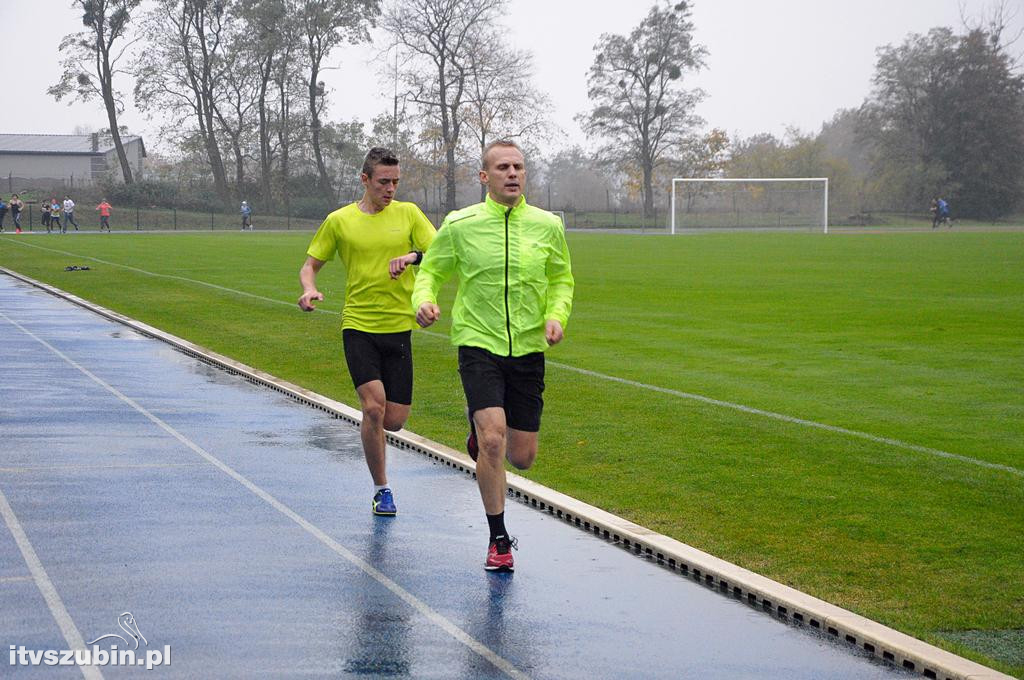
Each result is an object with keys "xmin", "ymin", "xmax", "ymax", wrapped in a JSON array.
[{"xmin": 671, "ymin": 178, "xmax": 829, "ymax": 233}]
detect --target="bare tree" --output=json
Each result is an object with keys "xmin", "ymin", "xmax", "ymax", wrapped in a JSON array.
[
  {"xmin": 214, "ymin": 25, "xmax": 262, "ymax": 195},
  {"xmin": 299, "ymin": 0, "xmax": 380, "ymax": 199},
  {"xmin": 272, "ymin": 31, "xmax": 307, "ymax": 210},
  {"xmin": 50, "ymin": 0, "xmax": 142, "ymax": 184},
  {"xmin": 461, "ymin": 30, "xmax": 552, "ymax": 200},
  {"xmin": 577, "ymin": 1, "xmax": 706, "ymax": 218},
  {"xmin": 135, "ymin": 0, "xmax": 231, "ymax": 199},
  {"xmin": 237, "ymin": 0, "xmax": 288, "ymax": 201},
  {"xmin": 382, "ymin": 0, "xmax": 502, "ymax": 213}
]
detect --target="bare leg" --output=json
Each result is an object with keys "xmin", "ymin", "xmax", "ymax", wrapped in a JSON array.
[
  {"xmin": 473, "ymin": 409, "xmax": 541, "ymax": 512},
  {"xmin": 473, "ymin": 407, "xmax": 509, "ymax": 514}
]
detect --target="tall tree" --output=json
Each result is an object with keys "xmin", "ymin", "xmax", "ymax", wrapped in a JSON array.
[
  {"xmin": 215, "ymin": 21, "xmax": 262, "ymax": 196},
  {"xmin": 461, "ymin": 30, "xmax": 551, "ymax": 200},
  {"xmin": 861, "ymin": 26, "xmax": 1024, "ymax": 217},
  {"xmin": 135, "ymin": 0, "xmax": 232, "ymax": 199},
  {"xmin": 237, "ymin": 0, "xmax": 288, "ymax": 201},
  {"xmin": 578, "ymin": 1, "xmax": 706, "ymax": 218},
  {"xmin": 299, "ymin": 0, "xmax": 380, "ymax": 199},
  {"xmin": 382, "ymin": 0, "xmax": 502, "ymax": 213},
  {"xmin": 50, "ymin": 0, "xmax": 142, "ymax": 184}
]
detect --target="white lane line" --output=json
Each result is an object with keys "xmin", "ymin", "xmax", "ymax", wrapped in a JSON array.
[
  {"xmin": 1, "ymin": 309, "xmax": 528, "ymax": 680},
  {"xmin": 0, "ymin": 463, "xmax": 203, "ymax": 473},
  {"xmin": 0, "ymin": 575, "xmax": 38, "ymax": 584},
  {"xmin": 3, "ymin": 252, "xmax": 1016, "ymax": 477},
  {"xmin": 0, "ymin": 488, "xmax": 104, "ymax": 680}
]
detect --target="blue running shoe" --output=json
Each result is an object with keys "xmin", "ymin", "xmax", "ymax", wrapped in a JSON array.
[{"xmin": 373, "ymin": 488, "xmax": 397, "ymax": 516}]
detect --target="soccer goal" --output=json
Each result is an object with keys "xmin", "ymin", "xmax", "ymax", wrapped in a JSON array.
[
  {"xmin": 551, "ymin": 210, "xmax": 566, "ymax": 227},
  {"xmin": 670, "ymin": 178, "xmax": 829, "ymax": 234}
]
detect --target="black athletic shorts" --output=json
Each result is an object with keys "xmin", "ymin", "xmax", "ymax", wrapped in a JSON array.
[
  {"xmin": 342, "ymin": 329, "xmax": 413, "ymax": 405},
  {"xmin": 458, "ymin": 345, "xmax": 545, "ymax": 432}
]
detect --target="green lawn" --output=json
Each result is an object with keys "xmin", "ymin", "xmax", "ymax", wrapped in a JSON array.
[{"xmin": 1, "ymin": 230, "xmax": 1022, "ymax": 676}]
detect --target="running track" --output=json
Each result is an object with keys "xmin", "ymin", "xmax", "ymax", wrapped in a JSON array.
[{"xmin": 0, "ymin": 273, "xmax": 909, "ymax": 679}]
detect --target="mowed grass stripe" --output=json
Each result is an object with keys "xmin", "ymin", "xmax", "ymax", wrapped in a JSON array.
[
  {"xmin": 4, "ymin": 235, "xmax": 1017, "ymax": 478},
  {"xmin": 1, "ymin": 230, "xmax": 1022, "ymax": 677}
]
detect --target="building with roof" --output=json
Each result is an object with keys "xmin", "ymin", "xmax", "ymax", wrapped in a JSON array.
[{"xmin": 0, "ymin": 133, "xmax": 146, "ymax": 188}]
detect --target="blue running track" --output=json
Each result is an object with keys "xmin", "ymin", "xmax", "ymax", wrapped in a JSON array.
[{"xmin": 0, "ymin": 274, "xmax": 909, "ymax": 679}]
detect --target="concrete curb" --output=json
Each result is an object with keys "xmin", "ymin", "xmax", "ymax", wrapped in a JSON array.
[{"xmin": 2, "ymin": 267, "xmax": 1013, "ymax": 680}]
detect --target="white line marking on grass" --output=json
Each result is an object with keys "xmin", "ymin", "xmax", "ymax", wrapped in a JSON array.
[
  {"xmin": 6, "ymin": 239, "xmax": 303, "ymax": 310},
  {"xmin": 1, "ymin": 309, "xmax": 529, "ymax": 680},
  {"xmin": 4, "ymin": 249, "xmax": 1018, "ymax": 477},
  {"xmin": 0, "ymin": 487, "xmax": 104, "ymax": 680},
  {"xmin": 547, "ymin": 363, "xmax": 1023, "ymax": 477}
]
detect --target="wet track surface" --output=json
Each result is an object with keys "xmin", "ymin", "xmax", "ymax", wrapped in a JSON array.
[{"xmin": 0, "ymin": 274, "xmax": 910, "ymax": 678}]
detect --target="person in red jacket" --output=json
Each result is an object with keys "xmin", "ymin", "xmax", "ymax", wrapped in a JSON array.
[{"xmin": 96, "ymin": 199, "xmax": 113, "ymax": 232}]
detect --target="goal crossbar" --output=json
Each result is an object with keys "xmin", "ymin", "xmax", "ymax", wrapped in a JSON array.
[{"xmin": 670, "ymin": 177, "xmax": 829, "ymax": 234}]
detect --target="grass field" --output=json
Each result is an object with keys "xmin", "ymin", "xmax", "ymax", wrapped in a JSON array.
[{"xmin": 1, "ymin": 229, "xmax": 1022, "ymax": 676}]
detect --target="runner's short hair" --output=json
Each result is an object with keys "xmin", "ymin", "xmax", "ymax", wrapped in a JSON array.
[
  {"xmin": 362, "ymin": 147, "xmax": 399, "ymax": 178},
  {"xmin": 481, "ymin": 139, "xmax": 523, "ymax": 170}
]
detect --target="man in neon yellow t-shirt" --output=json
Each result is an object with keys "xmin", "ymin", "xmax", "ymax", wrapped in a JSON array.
[{"xmin": 298, "ymin": 148, "xmax": 436, "ymax": 517}]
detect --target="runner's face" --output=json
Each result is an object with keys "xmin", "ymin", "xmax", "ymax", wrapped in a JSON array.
[
  {"xmin": 481, "ymin": 146, "xmax": 525, "ymax": 207},
  {"xmin": 362, "ymin": 164, "xmax": 400, "ymax": 211}
]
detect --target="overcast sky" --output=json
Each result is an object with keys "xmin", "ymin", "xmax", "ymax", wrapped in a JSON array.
[{"xmin": 1, "ymin": 0, "xmax": 1021, "ymax": 154}]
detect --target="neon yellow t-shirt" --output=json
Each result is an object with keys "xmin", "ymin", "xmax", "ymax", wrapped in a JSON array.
[{"xmin": 307, "ymin": 200, "xmax": 436, "ymax": 332}]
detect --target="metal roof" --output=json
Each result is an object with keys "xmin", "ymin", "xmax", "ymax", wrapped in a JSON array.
[{"xmin": 0, "ymin": 133, "xmax": 145, "ymax": 156}]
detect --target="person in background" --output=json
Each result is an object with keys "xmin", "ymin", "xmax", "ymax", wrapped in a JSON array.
[
  {"xmin": 63, "ymin": 195, "xmax": 79, "ymax": 231},
  {"xmin": 10, "ymin": 194, "xmax": 24, "ymax": 233},
  {"xmin": 51, "ymin": 198, "xmax": 63, "ymax": 234},
  {"xmin": 96, "ymin": 199, "xmax": 113, "ymax": 232},
  {"xmin": 936, "ymin": 197, "xmax": 951, "ymax": 228},
  {"xmin": 240, "ymin": 200, "xmax": 252, "ymax": 230},
  {"xmin": 41, "ymin": 199, "xmax": 52, "ymax": 232},
  {"xmin": 0, "ymin": 195, "xmax": 7, "ymax": 232}
]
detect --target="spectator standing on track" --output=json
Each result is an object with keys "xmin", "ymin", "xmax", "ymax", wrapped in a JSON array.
[
  {"xmin": 0, "ymin": 196, "xmax": 7, "ymax": 232},
  {"xmin": 298, "ymin": 147, "xmax": 436, "ymax": 518},
  {"xmin": 63, "ymin": 195, "xmax": 79, "ymax": 231},
  {"xmin": 412, "ymin": 139, "xmax": 575, "ymax": 573},
  {"xmin": 10, "ymin": 194, "xmax": 24, "ymax": 233},
  {"xmin": 41, "ymin": 199, "xmax": 51, "ymax": 232},
  {"xmin": 240, "ymin": 200, "xmax": 252, "ymax": 230},
  {"xmin": 96, "ymin": 199, "xmax": 112, "ymax": 232}
]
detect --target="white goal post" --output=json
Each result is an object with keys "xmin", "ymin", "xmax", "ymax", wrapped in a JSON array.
[{"xmin": 670, "ymin": 178, "xmax": 829, "ymax": 234}]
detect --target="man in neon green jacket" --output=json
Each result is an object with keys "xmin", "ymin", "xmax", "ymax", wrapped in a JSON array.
[{"xmin": 413, "ymin": 139, "xmax": 574, "ymax": 572}]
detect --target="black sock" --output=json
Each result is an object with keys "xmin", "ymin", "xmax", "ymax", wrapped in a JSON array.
[{"xmin": 486, "ymin": 512, "xmax": 507, "ymax": 543}]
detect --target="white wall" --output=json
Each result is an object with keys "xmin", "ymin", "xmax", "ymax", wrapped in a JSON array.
[{"xmin": 0, "ymin": 154, "xmax": 92, "ymax": 182}]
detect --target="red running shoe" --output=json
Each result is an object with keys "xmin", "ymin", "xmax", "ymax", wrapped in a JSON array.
[{"xmin": 485, "ymin": 535, "xmax": 517, "ymax": 572}]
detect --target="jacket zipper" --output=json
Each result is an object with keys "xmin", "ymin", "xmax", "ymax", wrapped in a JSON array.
[{"xmin": 504, "ymin": 206, "xmax": 513, "ymax": 356}]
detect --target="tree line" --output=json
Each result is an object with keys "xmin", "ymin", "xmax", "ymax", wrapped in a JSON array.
[{"xmin": 51, "ymin": 0, "xmax": 1024, "ymax": 221}]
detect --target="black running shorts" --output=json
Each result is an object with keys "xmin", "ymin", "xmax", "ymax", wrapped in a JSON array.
[
  {"xmin": 342, "ymin": 329, "xmax": 413, "ymax": 405},
  {"xmin": 458, "ymin": 345, "xmax": 545, "ymax": 432}
]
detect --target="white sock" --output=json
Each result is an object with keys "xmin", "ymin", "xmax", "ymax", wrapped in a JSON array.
[{"xmin": 374, "ymin": 484, "xmax": 390, "ymax": 493}]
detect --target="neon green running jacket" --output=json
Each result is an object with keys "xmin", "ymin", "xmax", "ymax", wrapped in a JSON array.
[{"xmin": 412, "ymin": 195, "xmax": 574, "ymax": 357}]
